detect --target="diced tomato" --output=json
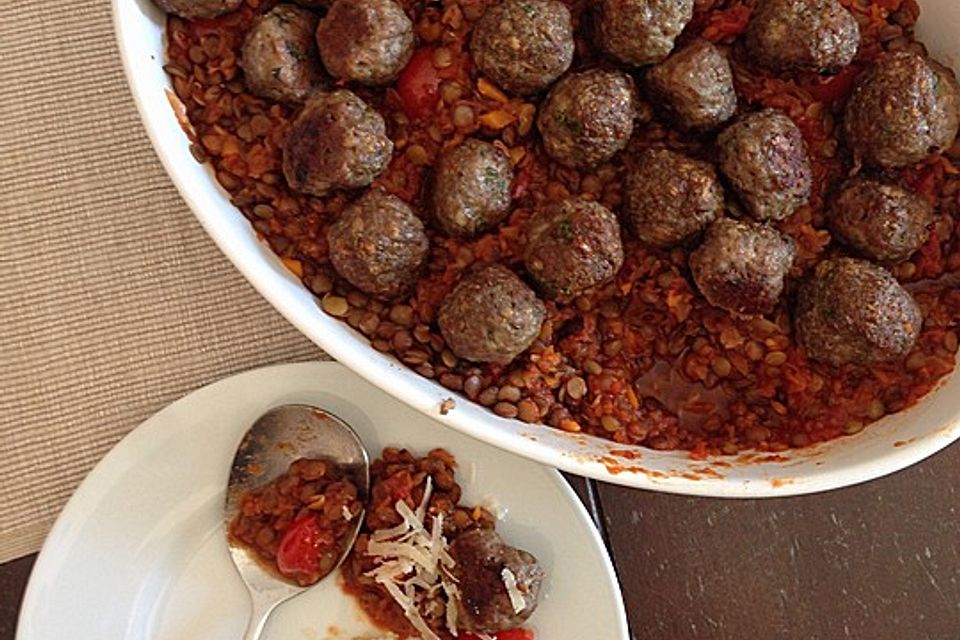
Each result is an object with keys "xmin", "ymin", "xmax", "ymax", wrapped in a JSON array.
[
  {"xmin": 396, "ymin": 47, "xmax": 442, "ymax": 120},
  {"xmin": 382, "ymin": 469, "xmax": 415, "ymax": 501},
  {"xmin": 276, "ymin": 515, "xmax": 323, "ymax": 580},
  {"xmin": 461, "ymin": 630, "xmax": 535, "ymax": 640},
  {"xmin": 803, "ymin": 64, "xmax": 861, "ymax": 105}
]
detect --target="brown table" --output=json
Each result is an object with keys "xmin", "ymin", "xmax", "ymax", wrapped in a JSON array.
[{"xmin": 4, "ymin": 445, "xmax": 960, "ymax": 640}]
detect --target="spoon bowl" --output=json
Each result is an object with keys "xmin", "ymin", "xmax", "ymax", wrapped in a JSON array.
[{"xmin": 224, "ymin": 404, "xmax": 370, "ymax": 640}]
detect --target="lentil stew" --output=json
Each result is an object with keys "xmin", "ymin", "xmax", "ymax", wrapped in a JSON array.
[{"xmin": 160, "ymin": 0, "xmax": 960, "ymax": 457}]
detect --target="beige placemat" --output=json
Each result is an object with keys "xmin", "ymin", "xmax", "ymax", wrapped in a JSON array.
[{"xmin": 0, "ymin": 0, "xmax": 326, "ymax": 563}]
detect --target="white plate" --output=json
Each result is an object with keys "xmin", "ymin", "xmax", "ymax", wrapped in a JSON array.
[
  {"xmin": 17, "ymin": 362, "xmax": 628, "ymax": 640},
  {"xmin": 113, "ymin": 0, "xmax": 960, "ymax": 496}
]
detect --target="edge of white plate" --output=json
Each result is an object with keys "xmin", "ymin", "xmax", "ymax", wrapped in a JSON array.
[{"xmin": 17, "ymin": 362, "xmax": 629, "ymax": 640}]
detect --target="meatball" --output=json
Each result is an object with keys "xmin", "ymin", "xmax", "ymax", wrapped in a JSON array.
[
  {"xmin": 689, "ymin": 218, "xmax": 796, "ymax": 317},
  {"xmin": 597, "ymin": 0, "xmax": 694, "ymax": 67},
  {"xmin": 241, "ymin": 5, "xmax": 324, "ymax": 103},
  {"xmin": 470, "ymin": 0, "xmax": 575, "ymax": 96},
  {"xmin": 524, "ymin": 198, "xmax": 624, "ymax": 299},
  {"xmin": 645, "ymin": 38, "xmax": 737, "ymax": 130},
  {"xmin": 718, "ymin": 109, "xmax": 812, "ymax": 221},
  {"xmin": 624, "ymin": 148, "xmax": 724, "ymax": 248},
  {"xmin": 151, "ymin": 0, "xmax": 241, "ymax": 19},
  {"xmin": 796, "ymin": 258, "xmax": 922, "ymax": 365},
  {"xmin": 746, "ymin": 0, "xmax": 860, "ymax": 72},
  {"xmin": 431, "ymin": 140, "xmax": 514, "ymax": 238},
  {"xmin": 327, "ymin": 190, "xmax": 428, "ymax": 300},
  {"xmin": 316, "ymin": 0, "xmax": 414, "ymax": 86},
  {"xmin": 450, "ymin": 529, "xmax": 545, "ymax": 633},
  {"xmin": 830, "ymin": 178, "xmax": 933, "ymax": 263},
  {"xmin": 437, "ymin": 265, "xmax": 546, "ymax": 364},
  {"xmin": 537, "ymin": 69, "xmax": 637, "ymax": 169},
  {"xmin": 283, "ymin": 90, "xmax": 393, "ymax": 196},
  {"xmin": 844, "ymin": 51, "xmax": 960, "ymax": 168}
]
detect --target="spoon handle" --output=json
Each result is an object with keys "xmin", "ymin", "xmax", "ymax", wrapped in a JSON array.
[{"xmin": 242, "ymin": 591, "xmax": 280, "ymax": 640}]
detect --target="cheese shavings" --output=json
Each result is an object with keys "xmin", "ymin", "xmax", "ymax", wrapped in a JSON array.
[
  {"xmin": 364, "ymin": 477, "xmax": 462, "ymax": 640},
  {"xmin": 501, "ymin": 567, "xmax": 527, "ymax": 614}
]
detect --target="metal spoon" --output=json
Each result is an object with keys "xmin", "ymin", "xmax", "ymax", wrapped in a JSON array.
[{"xmin": 224, "ymin": 404, "xmax": 370, "ymax": 640}]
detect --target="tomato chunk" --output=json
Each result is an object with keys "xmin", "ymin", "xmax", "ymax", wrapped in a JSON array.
[
  {"xmin": 397, "ymin": 47, "xmax": 442, "ymax": 120},
  {"xmin": 276, "ymin": 515, "xmax": 324, "ymax": 581}
]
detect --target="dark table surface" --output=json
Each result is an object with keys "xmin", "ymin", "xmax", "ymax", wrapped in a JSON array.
[{"xmin": 3, "ymin": 444, "xmax": 960, "ymax": 640}]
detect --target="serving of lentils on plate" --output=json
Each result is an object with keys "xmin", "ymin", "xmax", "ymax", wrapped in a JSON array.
[
  {"xmin": 159, "ymin": 0, "xmax": 960, "ymax": 457},
  {"xmin": 229, "ymin": 447, "xmax": 543, "ymax": 639}
]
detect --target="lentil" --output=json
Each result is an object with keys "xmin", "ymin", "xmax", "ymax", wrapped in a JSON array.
[{"xmin": 321, "ymin": 295, "xmax": 349, "ymax": 317}]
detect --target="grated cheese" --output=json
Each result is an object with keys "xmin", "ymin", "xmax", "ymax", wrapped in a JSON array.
[
  {"xmin": 364, "ymin": 477, "xmax": 462, "ymax": 639},
  {"xmin": 500, "ymin": 567, "xmax": 527, "ymax": 615}
]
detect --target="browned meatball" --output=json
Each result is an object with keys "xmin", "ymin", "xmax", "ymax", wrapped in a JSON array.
[
  {"xmin": 241, "ymin": 5, "xmax": 324, "ymax": 103},
  {"xmin": 597, "ymin": 0, "xmax": 694, "ymax": 67},
  {"xmin": 646, "ymin": 39, "xmax": 736, "ymax": 130},
  {"xmin": 689, "ymin": 218, "xmax": 796, "ymax": 317},
  {"xmin": 470, "ymin": 0, "xmax": 575, "ymax": 96},
  {"xmin": 316, "ymin": 0, "xmax": 414, "ymax": 86},
  {"xmin": 450, "ymin": 529, "xmax": 544, "ymax": 633},
  {"xmin": 151, "ymin": 0, "xmax": 241, "ymax": 19},
  {"xmin": 431, "ymin": 139, "xmax": 513, "ymax": 238},
  {"xmin": 830, "ymin": 178, "xmax": 933, "ymax": 263},
  {"xmin": 327, "ymin": 190, "xmax": 428, "ymax": 300},
  {"xmin": 283, "ymin": 90, "xmax": 393, "ymax": 196},
  {"xmin": 624, "ymin": 148, "xmax": 724, "ymax": 248},
  {"xmin": 796, "ymin": 257, "xmax": 922, "ymax": 365},
  {"xmin": 718, "ymin": 109, "xmax": 812, "ymax": 221},
  {"xmin": 844, "ymin": 51, "xmax": 960, "ymax": 168},
  {"xmin": 746, "ymin": 0, "xmax": 860, "ymax": 72},
  {"xmin": 437, "ymin": 264, "xmax": 546, "ymax": 364},
  {"xmin": 524, "ymin": 198, "xmax": 624, "ymax": 299},
  {"xmin": 537, "ymin": 69, "xmax": 637, "ymax": 169}
]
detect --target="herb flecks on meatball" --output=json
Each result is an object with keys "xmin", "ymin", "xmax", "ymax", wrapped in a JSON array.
[
  {"xmin": 718, "ymin": 109, "xmax": 812, "ymax": 222},
  {"xmin": 624, "ymin": 148, "xmax": 724, "ymax": 248},
  {"xmin": 830, "ymin": 177, "xmax": 933, "ymax": 263},
  {"xmin": 327, "ymin": 190, "xmax": 429, "ymax": 300},
  {"xmin": 646, "ymin": 38, "xmax": 736, "ymax": 131},
  {"xmin": 432, "ymin": 139, "xmax": 514, "ymax": 238},
  {"xmin": 316, "ymin": 0, "xmax": 414, "ymax": 86},
  {"xmin": 796, "ymin": 258, "xmax": 922, "ymax": 365},
  {"xmin": 241, "ymin": 4, "xmax": 324, "ymax": 103},
  {"xmin": 844, "ymin": 50, "xmax": 960, "ymax": 168},
  {"xmin": 537, "ymin": 69, "xmax": 637, "ymax": 169},
  {"xmin": 524, "ymin": 198, "xmax": 624, "ymax": 300},
  {"xmin": 746, "ymin": 0, "xmax": 860, "ymax": 72},
  {"xmin": 283, "ymin": 90, "xmax": 393, "ymax": 196},
  {"xmin": 597, "ymin": 0, "xmax": 694, "ymax": 67},
  {"xmin": 450, "ymin": 529, "xmax": 545, "ymax": 633},
  {"xmin": 438, "ymin": 264, "xmax": 546, "ymax": 364},
  {"xmin": 690, "ymin": 218, "xmax": 796, "ymax": 317},
  {"xmin": 152, "ymin": 0, "xmax": 242, "ymax": 19},
  {"xmin": 470, "ymin": 0, "xmax": 575, "ymax": 96}
]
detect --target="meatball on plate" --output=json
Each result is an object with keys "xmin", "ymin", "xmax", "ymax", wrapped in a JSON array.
[{"xmin": 123, "ymin": 0, "xmax": 960, "ymax": 495}]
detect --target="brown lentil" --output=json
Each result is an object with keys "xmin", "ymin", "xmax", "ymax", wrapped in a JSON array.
[
  {"xmin": 322, "ymin": 295, "xmax": 349, "ymax": 317},
  {"xmin": 493, "ymin": 401, "xmax": 519, "ymax": 418}
]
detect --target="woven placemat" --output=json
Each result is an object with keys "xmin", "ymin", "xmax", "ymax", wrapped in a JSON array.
[{"xmin": 0, "ymin": 0, "xmax": 325, "ymax": 562}]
